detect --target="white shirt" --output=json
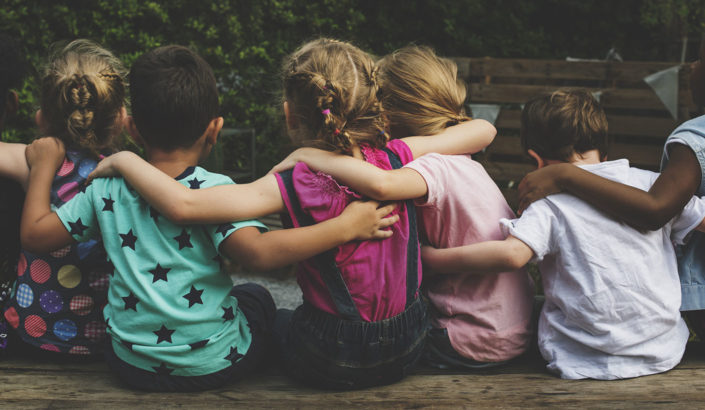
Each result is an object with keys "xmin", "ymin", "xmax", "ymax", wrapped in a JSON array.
[{"xmin": 502, "ymin": 159, "xmax": 705, "ymax": 380}]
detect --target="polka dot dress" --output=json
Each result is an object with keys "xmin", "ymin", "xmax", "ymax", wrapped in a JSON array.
[{"xmin": 3, "ymin": 150, "xmax": 111, "ymax": 355}]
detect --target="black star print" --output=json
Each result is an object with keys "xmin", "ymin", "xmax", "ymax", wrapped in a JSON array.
[
  {"xmin": 173, "ymin": 229, "xmax": 193, "ymax": 250},
  {"xmin": 183, "ymin": 286, "xmax": 204, "ymax": 308},
  {"xmin": 224, "ymin": 346, "xmax": 244, "ymax": 365},
  {"xmin": 122, "ymin": 292, "xmax": 139, "ymax": 311},
  {"xmin": 79, "ymin": 181, "xmax": 91, "ymax": 193},
  {"xmin": 152, "ymin": 362, "xmax": 174, "ymax": 375},
  {"xmin": 148, "ymin": 263, "xmax": 170, "ymax": 283},
  {"xmin": 189, "ymin": 339, "xmax": 209, "ymax": 350},
  {"xmin": 153, "ymin": 324, "xmax": 175, "ymax": 344},
  {"xmin": 121, "ymin": 339, "xmax": 134, "ymax": 351},
  {"xmin": 69, "ymin": 218, "xmax": 89, "ymax": 236},
  {"xmin": 215, "ymin": 223, "xmax": 235, "ymax": 238},
  {"xmin": 222, "ymin": 306, "xmax": 235, "ymax": 322},
  {"xmin": 101, "ymin": 197, "xmax": 114, "ymax": 212},
  {"xmin": 119, "ymin": 229, "xmax": 138, "ymax": 250},
  {"xmin": 149, "ymin": 206, "xmax": 160, "ymax": 223},
  {"xmin": 188, "ymin": 177, "xmax": 205, "ymax": 189}
]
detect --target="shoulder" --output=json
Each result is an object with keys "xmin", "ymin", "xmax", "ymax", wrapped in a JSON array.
[{"xmin": 385, "ymin": 139, "xmax": 414, "ymax": 165}]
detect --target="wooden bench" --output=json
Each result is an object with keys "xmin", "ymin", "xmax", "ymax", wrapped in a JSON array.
[
  {"xmin": 2, "ymin": 344, "xmax": 705, "ymax": 407},
  {"xmin": 451, "ymin": 57, "xmax": 701, "ymax": 208}
]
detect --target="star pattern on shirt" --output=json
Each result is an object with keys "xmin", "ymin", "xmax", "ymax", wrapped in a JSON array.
[
  {"xmin": 149, "ymin": 206, "xmax": 160, "ymax": 223},
  {"xmin": 121, "ymin": 340, "xmax": 134, "ymax": 351},
  {"xmin": 152, "ymin": 362, "xmax": 174, "ymax": 376},
  {"xmin": 222, "ymin": 306, "xmax": 235, "ymax": 322},
  {"xmin": 182, "ymin": 286, "xmax": 204, "ymax": 308},
  {"xmin": 153, "ymin": 324, "xmax": 175, "ymax": 344},
  {"xmin": 173, "ymin": 228, "xmax": 193, "ymax": 250},
  {"xmin": 224, "ymin": 346, "xmax": 244, "ymax": 365},
  {"xmin": 149, "ymin": 263, "xmax": 170, "ymax": 283},
  {"xmin": 188, "ymin": 177, "xmax": 205, "ymax": 189},
  {"xmin": 119, "ymin": 229, "xmax": 138, "ymax": 250},
  {"xmin": 101, "ymin": 196, "xmax": 114, "ymax": 212},
  {"xmin": 215, "ymin": 223, "xmax": 235, "ymax": 238},
  {"xmin": 189, "ymin": 339, "xmax": 209, "ymax": 350},
  {"xmin": 122, "ymin": 292, "xmax": 139, "ymax": 311},
  {"xmin": 69, "ymin": 218, "xmax": 89, "ymax": 236},
  {"xmin": 79, "ymin": 181, "xmax": 91, "ymax": 193}
]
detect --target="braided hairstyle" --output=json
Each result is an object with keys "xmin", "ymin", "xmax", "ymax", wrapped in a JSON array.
[
  {"xmin": 377, "ymin": 45, "xmax": 470, "ymax": 138},
  {"xmin": 282, "ymin": 38, "xmax": 388, "ymax": 153},
  {"xmin": 40, "ymin": 39, "xmax": 126, "ymax": 157}
]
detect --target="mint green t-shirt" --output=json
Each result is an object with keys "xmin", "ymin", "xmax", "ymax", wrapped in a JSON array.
[{"xmin": 56, "ymin": 166, "xmax": 266, "ymax": 376}]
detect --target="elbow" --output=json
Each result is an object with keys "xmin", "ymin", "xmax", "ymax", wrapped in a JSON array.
[
  {"xmin": 366, "ymin": 177, "xmax": 397, "ymax": 201},
  {"xmin": 475, "ymin": 119, "xmax": 497, "ymax": 142},
  {"xmin": 21, "ymin": 229, "xmax": 47, "ymax": 254}
]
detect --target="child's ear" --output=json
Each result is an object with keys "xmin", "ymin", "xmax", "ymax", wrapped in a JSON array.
[
  {"xmin": 527, "ymin": 149, "xmax": 546, "ymax": 169},
  {"xmin": 284, "ymin": 101, "xmax": 299, "ymax": 131},
  {"xmin": 205, "ymin": 117, "xmax": 224, "ymax": 146},
  {"xmin": 124, "ymin": 116, "xmax": 145, "ymax": 148},
  {"xmin": 35, "ymin": 109, "xmax": 48, "ymax": 134}
]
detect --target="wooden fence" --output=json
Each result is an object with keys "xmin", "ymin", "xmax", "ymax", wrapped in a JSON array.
[{"xmin": 451, "ymin": 57, "xmax": 700, "ymax": 207}]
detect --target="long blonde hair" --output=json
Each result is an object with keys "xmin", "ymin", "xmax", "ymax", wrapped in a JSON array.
[
  {"xmin": 378, "ymin": 45, "xmax": 469, "ymax": 137},
  {"xmin": 40, "ymin": 39, "xmax": 126, "ymax": 157},
  {"xmin": 282, "ymin": 38, "xmax": 388, "ymax": 153}
]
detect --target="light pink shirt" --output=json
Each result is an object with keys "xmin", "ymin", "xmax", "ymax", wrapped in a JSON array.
[{"xmin": 405, "ymin": 153, "xmax": 535, "ymax": 362}]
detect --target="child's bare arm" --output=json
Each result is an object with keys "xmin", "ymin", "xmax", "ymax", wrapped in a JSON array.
[
  {"xmin": 402, "ymin": 119, "xmax": 496, "ymax": 158},
  {"xmin": 220, "ymin": 201, "xmax": 399, "ymax": 271},
  {"xmin": 421, "ymin": 235, "xmax": 534, "ymax": 275},
  {"xmin": 517, "ymin": 144, "xmax": 700, "ymax": 230},
  {"xmin": 89, "ymin": 151, "xmax": 285, "ymax": 224},
  {"xmin": 0, "ymin": 142, "xmax": 29, "ymax": 188},
  {"xmin": 20, "ymin": 138, "xmax": 74, "ymax": 253},
  {"xmin": 270, "ymin": 148, "xmax": 428, "ymax": 201}
]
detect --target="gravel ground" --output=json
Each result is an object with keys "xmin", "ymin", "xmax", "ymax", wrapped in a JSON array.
[{"xmin": 231, "ymin": 269, "xmax": 302, "ymax": 310}]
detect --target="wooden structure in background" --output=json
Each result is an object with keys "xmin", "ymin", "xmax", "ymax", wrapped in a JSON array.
[{"xmin": 451, "ymin": 57, "xmax": 699, "ymax": 207}]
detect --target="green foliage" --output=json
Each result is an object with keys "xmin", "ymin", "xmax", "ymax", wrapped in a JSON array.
[{"xmin": 2, "ymin": 0, "xmax": 705, "ymax": 173}]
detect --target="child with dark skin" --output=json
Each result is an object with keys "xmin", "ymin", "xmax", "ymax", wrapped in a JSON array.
[{"xmin": 517, "ymin": 40, "xmax": 705, "ymax": 336}]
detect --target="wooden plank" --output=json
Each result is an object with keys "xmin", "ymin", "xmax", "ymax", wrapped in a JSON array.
[
  {"xmin": 470, "ymin": 83, "xmax": 692, "ymax": 111},
  {"xmin": 454, "ymin": 57, "xmax": 689, "ymax": 86}
]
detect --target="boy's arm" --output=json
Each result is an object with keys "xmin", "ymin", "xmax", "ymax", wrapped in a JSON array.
[
  {"xmin": 89, "ymin": 151, "xmax": 285, "ymax": 224},
  {"xmin": 0, "ymin": 142, "xmax": 29, "ymax": 188},
  {"xmin": 401, "ymin": 119, "xmax": 496, "ymax": 158},
  {"xmin": 421, "ymin": 235, "xmax": 534, "ymax": 275},
  {"xmin": 20, "ymin": 138, "xmax": 74, "ymax": 253},
  {"xmin": 517, "ymin": 144, "xmax": 700, "ymax": 230},
  {"xmin": 270, "ymin": 148, "xmax": 428, "ymax": 201},
  {"xmin": 220, "ymin": 201, "xmax": 399, "ymax": 271}
]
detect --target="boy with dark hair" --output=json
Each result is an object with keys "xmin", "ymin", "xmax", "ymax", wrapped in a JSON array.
[
  {"xmin": 19, "ymin": 45, "xmax": 396, "ymax": 391},
  {"xmin": 422, "ymin": 89, "xmax": 705, "ymax": 380}
]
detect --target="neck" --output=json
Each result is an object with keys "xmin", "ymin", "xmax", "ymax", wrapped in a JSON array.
[
  {"xmin": 546, "ymin": 149, "xmax": 602, "ymax": 166},
  {"xmin": 145, "ymin": 147, "xmax": 203, "ymax": 178}
]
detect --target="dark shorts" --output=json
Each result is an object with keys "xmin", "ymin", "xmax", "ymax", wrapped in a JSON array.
[
  {"xmin": 273, "ymin": 297, "xmax": 430, "ymax": 390},
  {"xmin": 104, "ymin": 283, "xmax": 276, "ymax": 392}
]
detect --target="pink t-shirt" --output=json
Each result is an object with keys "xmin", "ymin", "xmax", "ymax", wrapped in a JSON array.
[
  {"xmin": 405, "ymin": 153, "xmax": 535, "ymax": 362},
  {"xmin": 275, "ymin": 140, "xmax": 421, "ymax": 322}
]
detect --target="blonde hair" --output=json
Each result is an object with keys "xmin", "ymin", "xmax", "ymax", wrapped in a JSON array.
[
  {"xmin": 378, "ymin": 45, "xmax": 469, "ymax": 137},
  {"xmin": 40, "ymin": 39, "xmax": 126, "ymax": 157},
  {"xmin": 282, "ymin": 38, "xmax": 388, "ymax": 153}
]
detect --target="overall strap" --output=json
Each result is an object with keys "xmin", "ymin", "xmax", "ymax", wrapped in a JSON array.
[
  {"xmin": 278, "ymin": 170, "xmax": 362, "ymax": 321},
  {"xmin": 382, "ymin": 148, "xmax": 419, "ymax": 307}
]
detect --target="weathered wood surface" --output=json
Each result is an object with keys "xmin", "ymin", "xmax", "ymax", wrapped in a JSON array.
[{"xmin": 2, "ymin": 345, "xmax": 705, "ymax": 409}]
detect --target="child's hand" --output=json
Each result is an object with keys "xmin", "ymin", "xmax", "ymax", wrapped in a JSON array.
[
  {"xmin": 267, "ymin": 147, "xmax": 337, "ymax": 175},
  {"xmin": 25, "ymin": 137, "xmax": 65, "ymax": 172},
  {"xmin": 517, "ymin": 163, "xmax": 571, "ymax": 214},
  {"xmin": 338, "ymin": 200, "xmax": 399, "ymax": 241},
  {"xmin": 87, "ymin": 151, "xmax": 137, "ymax": 182}
]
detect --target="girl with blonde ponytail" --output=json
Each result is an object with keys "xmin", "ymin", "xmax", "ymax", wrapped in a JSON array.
[{"xmin": 0, "ymin": 39, "xmax": 126, "ymax": 359}]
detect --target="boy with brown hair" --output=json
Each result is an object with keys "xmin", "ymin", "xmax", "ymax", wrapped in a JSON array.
[{"xmin": 422, "ymin": 89, "xmax": 705, "ymax": 380}]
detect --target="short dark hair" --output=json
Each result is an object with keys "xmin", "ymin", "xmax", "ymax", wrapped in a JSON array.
[
  {"xmin": 0, "ymin": 33, "xmax": 27, "ymax": 114},
  {"xmin": 129, "ymin": 45, "xmax": 219, "ymax": 150},
  {"xmin": 520, "ymin": 89, "xmax": 609, "ymax": 162}
]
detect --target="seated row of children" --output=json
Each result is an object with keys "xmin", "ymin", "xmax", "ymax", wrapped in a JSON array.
[{"xmin": 1, "ymin": 33, "xmax": 704, "ymax": 390}]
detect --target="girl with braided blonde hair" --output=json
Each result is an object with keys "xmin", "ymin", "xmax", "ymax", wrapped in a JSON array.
[
  {"xmin": 0, "ymin": 39, "xmax": 126, "ymax": 359},
  {"xmin": 87, "ymin": 38, "xmax": 492, "ymax": 388}
]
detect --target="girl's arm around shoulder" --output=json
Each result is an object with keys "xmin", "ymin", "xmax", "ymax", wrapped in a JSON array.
[
  {"xmin": 421, "ymin": 235, "xmax": 534, "ymax": 275},
  {"xmin": 0, "ymin": 141, "xmax": 29, "ymax": 188},
  {"xmin": 20, "ymin": 138, "xmax": 74, "ymax": 253},
  {"xmin": 270, "ymin": 148, "xmax": 428, "ymax": 201},
  {"xmin": 89, "ymin": 151, "xmax": 285, "ymax": 224},
  {"xmin": 220, "ymin": 201, "xmax": 399, "ymax": 271},
  {"xmin": 402, "ymin": 119, "xmax": 496, "ymax": 159}
]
